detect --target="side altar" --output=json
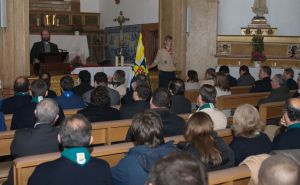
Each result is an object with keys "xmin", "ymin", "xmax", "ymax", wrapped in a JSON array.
[{"xmin": 216, "ymin": 0, "xmax": 300, "ymax": 68}]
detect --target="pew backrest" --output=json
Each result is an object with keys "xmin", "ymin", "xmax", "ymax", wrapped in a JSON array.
[
  {"xmin": 259, "ymin": 101, "xmax": 285, "ymax": 123},
  {"xmin": 0, "ymin": 130, "xmax": 15, "ymax": 156},
  {"xmin": 216, "ymin": 92, "xmax": 269, "ymax": 110},
  {"xmin": 230, "ymin": 86, "xmax": 252, "ymax": 94},
  {"xmin": 208, "ymin": 165, "xmax": 251, "ymax": 185},
  {"xmin": 185, "ymin": 90, "xmax": 198, "ymax": 103}
]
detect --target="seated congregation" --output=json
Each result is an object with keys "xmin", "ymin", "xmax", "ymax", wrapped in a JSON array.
[{"xmin": 0, "ymin": 66, "xmax": 300, "ymax": 185}]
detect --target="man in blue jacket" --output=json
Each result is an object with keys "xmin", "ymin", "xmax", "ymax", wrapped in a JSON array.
[{"xmin": 112, "ymin": 111, "xmax": 177, "ymax": 185}]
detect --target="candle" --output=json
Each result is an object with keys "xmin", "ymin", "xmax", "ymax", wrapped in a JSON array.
[
  {"xmin": 56, "ymin": 18, "xmax": 59, "ymax": 27},
  {"xmin": 0, "ymin": 0, "xmax": 7, "ymax": 30},
  {"xmin": 115, "ymin": 56, "xmax": 119, "ymax": 67},
  {"xmin": 121, "ymin": 56, "xmax": 124, "ymax": 66},
  {"xmin": 36, "ymin": 17, "xmax": 40, "ymax": 27}
]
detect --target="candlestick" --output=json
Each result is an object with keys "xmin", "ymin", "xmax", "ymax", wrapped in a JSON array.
[
  {"xmin": 115, "ymin": 56, "xmax": 119, "ymax": 67},
  {"xmin": 121, "ymin": 56, "xmax": 124, "ymax": 66}
]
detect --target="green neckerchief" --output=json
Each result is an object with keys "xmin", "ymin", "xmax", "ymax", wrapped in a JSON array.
[
  {"xmin": 197, "ymin": 103, "xmax": 214, "ymax": 111},
  {"xmin": 288, "ymin": 122, "xmax": 300, "ymax": 130},
  {"xmin": 61, "ymin": 147, "xmax": 91, "ymax": 166},
  {"xmin": 31, "ymin": 96, "xmax": 43, "ymax": 103},
  {"xmin": 15, "ymin": 92, "xmax": 28, "ymax": 96}
]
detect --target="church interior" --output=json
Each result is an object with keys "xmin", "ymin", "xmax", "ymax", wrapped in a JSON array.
[{"xmin": 0, "ymin": 0, "xmax": 300, "ymax": 185}]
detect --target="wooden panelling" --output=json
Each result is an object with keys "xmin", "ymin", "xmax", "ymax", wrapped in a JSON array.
[
  {"xmin": 0, "ymin": 0, "xmax": 30, "ymax": 90},
  {"xmin": 159, "ymin": 0, "xmax": 186, "ymax": 78}
]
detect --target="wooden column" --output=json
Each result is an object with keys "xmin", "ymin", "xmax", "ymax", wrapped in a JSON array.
[
  {"xmin": 159, "ymin": 0, "xmax": 187, "ymax": 78},
  {"xmin": 0, "ymin": 0, "xmax": 29, "ymax": 91}
]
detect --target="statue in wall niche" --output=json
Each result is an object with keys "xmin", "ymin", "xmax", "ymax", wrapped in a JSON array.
[{"xmin": 252, "ymin": 0, "xmax": 268, "ymax": 17}]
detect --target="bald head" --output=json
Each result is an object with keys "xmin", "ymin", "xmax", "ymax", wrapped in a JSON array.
[
  {"xmin": 14, "ymin": 76, "xmax": 30, "ymax": 93},
  {"xmin": 259, "ymin": 155, "xmax": 300, "ymax": 185},
  {"xmin": 59, "ymin": 114, "xmax": 92, "ymax": 148}
]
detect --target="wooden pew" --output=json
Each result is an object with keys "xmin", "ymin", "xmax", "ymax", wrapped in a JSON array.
[
  {"xmin": 259, "ymin": 101, "xmax": 285, "ymax": 123},
  {"xmin": 185, "ymin": 90, "xmax": 198, "ymax": 103},
  {"xmin": 4, "ymin": 114, "xmax": 12, "ymax": 130},
  {"xmin": 216, "ymin": 92, "xmax": 270, "ymax": 110},
  {"xmin": 0, "ymin": 161, "xmax": 12, "ymax": 184},
  {"xmin": 13, "ymin": 129, "xmax": 233, "ymax": 185},
  {"xmin": 230, "ymin": 86, "xmax": 252, "ymax": 94},
  {"xmin": 208, "ymin": 165, "xmax": 250, "ymax": 185},
  {"xmin": 0, "ymin": 114, "xmax": 190, "ymax": 157},
  {"xmin": 0, "ymin": 130, "xmax": 15, "ymax": 157}
]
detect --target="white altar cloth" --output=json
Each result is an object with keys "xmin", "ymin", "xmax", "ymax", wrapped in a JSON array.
[
  {"xmin": 71, "ymin": 66, "xmax": 133, "ymax": 88},
  {"xmin": 30, "ymin": 34, "xmax": 90, "ymax": 64}
]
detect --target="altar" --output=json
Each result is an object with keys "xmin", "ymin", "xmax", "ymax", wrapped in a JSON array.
[
  {"xmin": 71, "ymin": 66, "xmax": 133, "ymax": 87},
  {"xmin": 30, "ymin": 34, "xmax": 90, "ymax": 63}
]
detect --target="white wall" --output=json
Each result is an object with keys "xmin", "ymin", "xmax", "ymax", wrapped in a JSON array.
[
  {"xmin": 64, "ymin": 0, "xmax": 100, "ymax": 13},
  {"xmin": 80, "ymin": 0, "xmax": 100, "ymax": 13},
  {"xmin": 99, "ymin": 0, "xmax": 159, "ymax": 28},
  {"xmin": 218, "ymin": 0, "xmax": 300, "ymax": 36}
]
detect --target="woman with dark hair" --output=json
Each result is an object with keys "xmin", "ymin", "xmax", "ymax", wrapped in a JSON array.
[
  {"xmin": 112, "ymin": 111, "xmax": 177, "ymax": 185},
  {"xmin": 185, "ymin": 70, "xmax": 200, "ymax": 90},
  {"xmin": 237, "ymin": 65, "xmax": 255, "ymax": 86},
  {"xmin": 215, "ymin": 72, "xmax": 231, "ymax": 117},
  {"xmin": 168, "ymin": 78, "xmax": 191, "ymax": 114},
  {"xmin": 178, "ymin": 112, "xmax": 235, "ymax": 171}
]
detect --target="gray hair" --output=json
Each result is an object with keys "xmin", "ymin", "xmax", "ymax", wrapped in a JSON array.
[
  {"xmin": 35, "ymin": 98, "xmax": 59, "ymax": 124},
  {"xmin": 272, "ymin": 74, "xmax": 286, "ymax": 87}
]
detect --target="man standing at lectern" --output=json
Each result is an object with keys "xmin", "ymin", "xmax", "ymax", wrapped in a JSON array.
[{"xmin": 30, "ymin": 29, "xmax": 59, "ymax": 75}]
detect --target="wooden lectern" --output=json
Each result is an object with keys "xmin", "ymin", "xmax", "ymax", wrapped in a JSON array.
[{"xmin": 31, "ymin": 52, "xmax": 70, "ymax": 76}]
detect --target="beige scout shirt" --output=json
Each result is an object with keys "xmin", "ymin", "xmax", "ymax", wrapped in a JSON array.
[{"xmin": 153, "ymin": 48, "xmax": 176, "ymax": 72}]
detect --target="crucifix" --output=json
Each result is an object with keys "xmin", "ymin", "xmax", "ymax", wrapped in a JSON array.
[{"xmin": 113, "ymin": 11, "xmax": 130, "ymax": 66}]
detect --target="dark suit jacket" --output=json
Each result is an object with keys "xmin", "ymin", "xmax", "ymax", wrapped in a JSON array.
[
  {"xmin": 286, "ymin": 78, "xmax": 298, "ymax": 90},
  {"xmin": 1, "ymin": 95, "xmax": 31, "ymax": 114},
  {"xmin": 257, "ymin": 86, "xmax": 290, "ymax": 106},
  {"xmin": 30, "ymin": 41, "xmax": 59, "ymax": 63},
  {"xmin": 119, "ymin": 100, "xmax": 150, "ymax": 119},
  {"xmin": 11, "ymin": 124, "xmax": 59, "ymax": 158},
  {"xmin": 11, "ymin": 101, "xmax": 65, "ymax": 130},
  {"xmin": 250, "ymin": 77, "xmax": 272, "ymax": 93},
  {"xmin": 28, "ymin": 157, "xmax": 113, "ymax": 185},
  {"xmin": 272, "ymin": 127, "xmax": 300, "ymax": 150},
  {"xmin": 46, "ymin": 90, "xmax": 57, "ymax": 98},
  {"xmin": 227, "ymin": 75, "xmax": 237, "ymax": 87},
  {"xmin": 78, "ymin": 104, "xmax": 121, "ymax": 123},
  {"xmin": 170, "ymin": 95, "xmax": 192, "ymax": 114},
  {"xmin": 73, "ymin": 83, "xmax": 94, "ymax": 97},
  {"xmin": 126, "ymin": 108, "xmax": 185, "ymax": 141},
  {"xmin": 3, "ymin": 124, "xmax": 60, "ymax": 185},
  {"xmin": 237, "ymin": 74, "xmax": 255, "ymax": 86}
]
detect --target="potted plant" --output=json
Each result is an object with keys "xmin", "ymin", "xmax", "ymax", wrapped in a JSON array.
[{"xmin": 251, "ymin": 35, "xmax": 266, "ymax": 67}]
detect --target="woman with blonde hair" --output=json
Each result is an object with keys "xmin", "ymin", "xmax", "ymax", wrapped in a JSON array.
[
  {"xmin": 178, "ymin": 112, "xmax": 234, "ymax": 170},
  {"xmin": 230, "ymin": 104, "xmax": 271, "ymax": 165}
]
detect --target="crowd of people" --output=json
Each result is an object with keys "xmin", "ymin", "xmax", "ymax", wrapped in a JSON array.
[{"xmin": 0, "ymin": 64, "xmax": 300, "ymax": 185}]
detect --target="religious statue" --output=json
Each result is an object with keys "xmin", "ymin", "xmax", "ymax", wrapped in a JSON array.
[{"xmin": 252, "ymin": 0, "xmax": 268, "ymax": 17}]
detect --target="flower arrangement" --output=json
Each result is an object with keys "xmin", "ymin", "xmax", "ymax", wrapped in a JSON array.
[{"xmin": 251, "ymin": 35, "xmax": 266, "ymax": 63}]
